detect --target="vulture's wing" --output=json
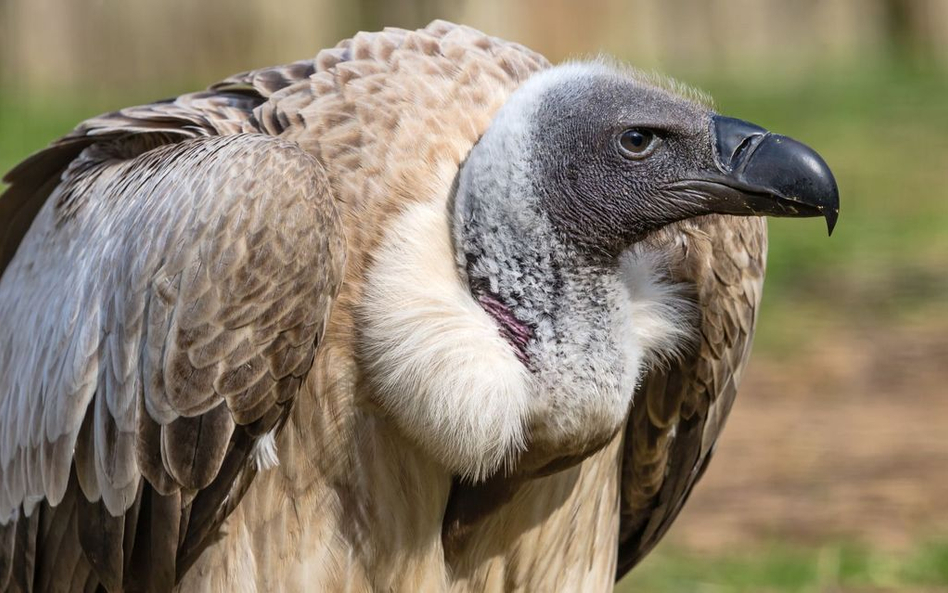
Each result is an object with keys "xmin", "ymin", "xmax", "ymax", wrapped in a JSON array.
[
  {"xmin": 0, "ymin": 133, "xmax": 345, "ymax": 591},
  {"xmin": 0, "ymin": 58, "xmax": 319, "ymax": 274},
  {"xmin": 616, "ymin": 217, "xmax": 766, "ymax": 578}
]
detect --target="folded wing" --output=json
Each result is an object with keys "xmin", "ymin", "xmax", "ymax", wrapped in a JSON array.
[
  {"xmin": 0, "ymin": 133, "xmax": 345, "ymax": 591},
  {"xmin": 617, "ymin": 217, "xmax": 766, "ymax": 578}
]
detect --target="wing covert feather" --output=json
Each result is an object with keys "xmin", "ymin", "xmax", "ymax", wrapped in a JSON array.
[
  {"xmin": 616, "ymin": 217, "xmax": 766, "ymax": 578},
  {"xmin": 0, "ymin": 133, "xmax": 345, "ymax": 591}
]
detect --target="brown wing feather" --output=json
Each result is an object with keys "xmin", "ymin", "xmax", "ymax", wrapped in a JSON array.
[
  {"xmin": 0, "ymin": 58, "xmax": 321, "ymax": 276},
  {"xmin": 0, "ymin": 133, "xmax": 345, "ymax": 592},
  {"xmin": 616, "ymin": 216, "xmax": 766, "ymax": 578}
]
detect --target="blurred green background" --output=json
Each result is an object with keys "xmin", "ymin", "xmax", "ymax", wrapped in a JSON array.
[{"xmin": 2, "ymin": 1, "xmax": 947, "ymax": 591}]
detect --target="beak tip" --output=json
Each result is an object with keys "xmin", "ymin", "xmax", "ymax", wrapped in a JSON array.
[
  {"xmin": 711, "ymin": 115, "xmax": 841, "ymax": 237},
  {"xmin": 825, "ymin": 207, "xmax": 839, "ymax": 236}
]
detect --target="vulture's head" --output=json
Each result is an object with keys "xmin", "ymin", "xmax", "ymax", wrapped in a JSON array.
[
  {"xmin": 456, "ymin": 62, "xmax": 838, "ymax": 257},
  {"xmin": 363, "ymin": 61, "xmax": 838, "ymax": 482}
]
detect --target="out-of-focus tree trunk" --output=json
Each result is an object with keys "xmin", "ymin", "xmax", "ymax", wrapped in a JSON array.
[{"xmin": 881, "ymin": 0, "xmax": 948, "ymax": 64}]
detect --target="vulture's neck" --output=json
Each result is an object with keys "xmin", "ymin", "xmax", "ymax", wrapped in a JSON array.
[
  {"xmin": 452, "ymin": 144, "xmax": 694, "ymax": 473},
  {"xmin": 357, "ymin": 112, "xmax": 695, "ymax": 481}
]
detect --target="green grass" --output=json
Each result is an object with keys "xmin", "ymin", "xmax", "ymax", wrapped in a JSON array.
[
  {"xmin": 618, "ymin": 541, "xmax": 948, "ymax": 592},
  {"xmin": 0, "ymin": 96, "xmax": 87, "ymax": 175}
]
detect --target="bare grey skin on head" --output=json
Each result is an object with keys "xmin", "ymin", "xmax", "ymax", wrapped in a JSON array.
[{"xmin": 453, "ymin": 63, "xmax": 838, "ymax": 474}]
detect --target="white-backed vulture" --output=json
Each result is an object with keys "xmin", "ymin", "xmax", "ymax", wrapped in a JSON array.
[{"xmin": 0, "ymin": 20, "xmax": 838, "ymax": 592}]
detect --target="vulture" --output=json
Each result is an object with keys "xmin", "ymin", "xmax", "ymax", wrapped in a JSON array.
[{"xmin": 0, "ymin": 21, "xmax": 838, "ymax": 593}]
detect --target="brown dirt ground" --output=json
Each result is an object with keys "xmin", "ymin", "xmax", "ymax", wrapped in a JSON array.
[{"xmin": 662, "ymin": 322, "xmax": 948, "ymax": 552}]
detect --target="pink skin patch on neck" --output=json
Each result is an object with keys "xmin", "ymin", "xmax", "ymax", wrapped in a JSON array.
[{"xmin": 476, "ymin": 292, "xmax": 533, "ymax": 365}]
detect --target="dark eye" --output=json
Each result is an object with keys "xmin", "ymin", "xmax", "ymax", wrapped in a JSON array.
[{"xmin": 618, "ymin": 128, "xmax": 657, "ymax": 158}]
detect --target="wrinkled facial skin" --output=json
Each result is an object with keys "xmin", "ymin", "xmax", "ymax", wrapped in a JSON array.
[{"xmin": 532, "ymin": 76, "xmax": 715, "ymax": 255}]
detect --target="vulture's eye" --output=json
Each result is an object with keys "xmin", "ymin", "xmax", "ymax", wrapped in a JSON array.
[{"xmin": 618, "ymin": 128, "xmax": 657, "ymax": 158}]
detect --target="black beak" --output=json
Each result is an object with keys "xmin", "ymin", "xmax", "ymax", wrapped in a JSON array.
[{"xmin": 704, "ymin": 115, "xmax": 840, "ymax": 235}]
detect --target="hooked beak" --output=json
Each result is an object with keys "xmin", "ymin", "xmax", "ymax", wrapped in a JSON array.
[{"xmin": 697, "ymin": 115, "xmax": 840, "ymax": 235}]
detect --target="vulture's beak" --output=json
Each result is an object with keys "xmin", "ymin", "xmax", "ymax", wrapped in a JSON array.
[{"xmin": 701, "ymin": 115, "xmax": 840, "ymax": 235}]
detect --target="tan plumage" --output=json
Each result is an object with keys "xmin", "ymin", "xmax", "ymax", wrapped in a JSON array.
[
  {"xmin": 0, "ymin": 21, "xmax": 780, "ymax": 592},
  {"xmin": 617, "ymin": 217, "xmax": 765, "ymax": 574}
]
